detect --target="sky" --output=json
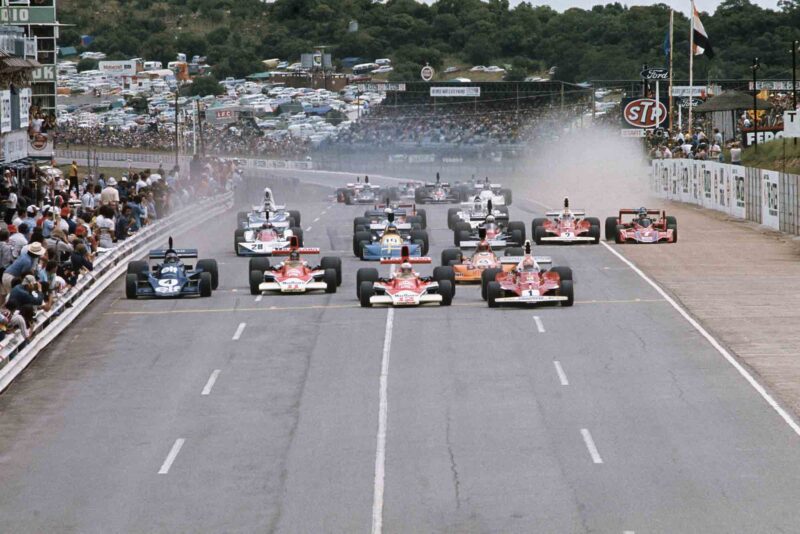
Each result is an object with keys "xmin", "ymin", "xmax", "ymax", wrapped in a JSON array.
[{"xmin": 420, "ymin": 0, "xmax": 782, "ymax": 15}]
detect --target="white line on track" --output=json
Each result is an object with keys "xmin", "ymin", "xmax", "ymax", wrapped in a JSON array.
[
  {"xmin": 201, "ymin": 370, "xmax": 221, "ymax": 395},
  {"xmin": 313, "ymin": 217, "xmax": 320, "ymax": 223},
  {"xmin": 232, "ymin": 322, "xmax": 246, "ymax": 341},
  {"xmin": 580, "ymin": 428, "xmax": 603, "ymax": 464},
  {"xmin": 254, "ymin": 295, "xmax": 262, "ymax": 302},
  {"xmin": 371, "ymin": 306, "xmax": 396, "ymax": 534},
  {"xmin": 305, "ymin": 226, "xmax": 312, "ymax": 232},
  {"xmin": 158, "ymin": 438, "xmax": 185, "ymax": 474},
  {"xmin": 600, "ymin": 241, "xmax": 800, "ymax": 438},
  {"xmin": 553, "ymin": 361, "xmax": 569, "ymax": 386},
  {"xmin": 533, "ymin": 315, "xmax": 545, "ymax": 333}
]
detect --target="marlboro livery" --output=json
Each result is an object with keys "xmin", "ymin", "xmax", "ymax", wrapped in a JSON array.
[
  {"xmin": 336, "ymin": 176, "xmax": 383, "ymax": 204},
  {"xmin": 481, "ymin": 241, "xmax": 574, "ymax": 307},
  {"xmin": 532, "ymin": 198, "xmax": 601, "ymax": 244},
  {"xmin": 441, "ymin": 230, "xmax": 521, "ymax": 293},
  {"xmin": 249, "ymin": 238, "xmax": 342, "ymax": 295},
  {"xmin": 356, "ymin": 246, "xmax": 455, "ymax": 307},
  {"xmin": 605, "ymin": 208, "xmax": 677, "ymax": 244}
]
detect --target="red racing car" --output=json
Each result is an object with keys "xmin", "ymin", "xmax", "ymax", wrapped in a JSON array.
[
  {"xmin": 605, "ymin": 208, "xmax": 677, "ymax": 244},
  {"xmin": 532, "ymin": 198, "xmax": 600, "ymax": 244},
  {"xmin": 249, "ymin": 238, "xmax": 342, "ymax": 295}
]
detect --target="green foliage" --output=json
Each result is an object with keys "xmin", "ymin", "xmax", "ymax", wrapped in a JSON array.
[
  {"xmin": 76, "ymin": 58, "xmax": 98, "ymax": 72},
  {"xmin": 58, "ymin": 0, "xmax": 800, "ymax": 82},
  {"xmin": 188, "ymin": 76, "xmax": 224, "ymax": 97}
]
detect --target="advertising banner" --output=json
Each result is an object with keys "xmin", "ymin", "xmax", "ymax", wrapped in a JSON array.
[
  {"xmin": 0, "ymin": 91, "xmax": 11, "ymax": 134},
  {"xmin": 761, "ymin": 170, "xmax": 780, "ymax": 229},
  {"xmin": 99, "ymin": 60, "xmax": 138, "ymax": 77},
  {"xmin": 430, "ymin": 86, "xmax": 480, "ymax": 97},
  {"xmin": 742, "ymin": 127, "xmax": 783, "ymax": 147},
  {"xmin": 3, "ymin": 130, "xmax": 27, "ymax": 163},
  {"xmin": 19, "ymin": 88, "xmax": 30, "ymax": 130},
  {"xmin": 652, "ymin": 159, "xmax": 748, "ymax": 220},
  {"xmin": 620, "ymin": 98, "xmax": 668, "ymax": 129}
]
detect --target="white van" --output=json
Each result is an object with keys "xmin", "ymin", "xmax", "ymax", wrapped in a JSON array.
[
  {"xmin": 143, "ymin": 61, "xmax": 163, "ymax": 71},
  {"xmin": 375, "ymin": 58, "xmax": 392, "ymax": 66}
]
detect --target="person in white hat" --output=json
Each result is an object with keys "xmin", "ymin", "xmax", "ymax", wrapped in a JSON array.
[
  {"xmin": 2, "ymin": 241, "xmax": 45, "ymax": 298},
  {"xmin": 100, "ymin": 178, "xmax": 120, "ymax": 207}
]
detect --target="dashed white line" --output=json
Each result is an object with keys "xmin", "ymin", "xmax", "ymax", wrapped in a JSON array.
[
  {"xmin": 371, "ymin": 306, "xmax": 395, "ymax": 534},
  {"xmin": 313, "ymin": 217, "xmax": 320, "ymax": 223},
  {"xmin": 553, "ymin": 361, "xmax": 569, "ymax": 386},
  {"xmin": 232, "ymin": 322, "xmax": 247, "ymax": 341},
  {"xmin": 305, "ymin": 226, "xmax": 313, "ymax": 232},
  {"xmin": 201, "ymin": 370, "xmax": 221, "ymax": 395},
  {"xmin": 533, "ymin": 315, "xmax": 546, "ymax": 333},
  {"xmin": 254, "ymin": 295, "xmax": 262, "ymax": 302},
  {"xmin": 581, "ymin": 428, "xmax": 603, "ymax": 464},
  {"xmin": 158, "ymin": 438, "xmax": 185, "ymax": 474}
]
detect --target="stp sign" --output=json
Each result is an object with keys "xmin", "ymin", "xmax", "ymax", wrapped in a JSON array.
[{"xmin": 622, "ymin": 98, "xmax": 667, "ymax": 129}]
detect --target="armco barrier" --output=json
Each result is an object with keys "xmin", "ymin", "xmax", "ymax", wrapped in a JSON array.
[
  {"xmin": 651, "ymin": 159, "xmax": 800, "ymax": 235},
  {"xmin": 0, "ymin": 191, "xmax": 234, "ymax": 393}
]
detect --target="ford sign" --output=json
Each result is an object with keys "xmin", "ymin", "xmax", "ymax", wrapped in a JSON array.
[
  {"xmin": 640, "ymin": 68, "xmax": 669, "ymax": 80},
  {"xmin": 623, "ymin": 99, "xmax": 667, "ymax": 128}
]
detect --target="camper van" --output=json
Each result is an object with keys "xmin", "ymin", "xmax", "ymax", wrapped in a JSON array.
[{"xmin": 143, "ymin": 61, "xmax": 163, "ymax": 71}]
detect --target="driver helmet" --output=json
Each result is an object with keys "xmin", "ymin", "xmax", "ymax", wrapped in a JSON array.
[
  {"xmin": 400, "ymin": 262, "xmax": 413, "ymax": 275},
  {"xmin": 521, "ymin": 257, "xmax": 537, "ymax": 271},
  {"xmin": 485, "ymin": 215, "xmax": 496, "ymax": 224},
  {"xmin": 165, "ymin": 251, "xmax": 179, "ymax": 263},
  {"xmin": 384, "ymin": 207, "xmax": 393, "ymax": 215},
  {"xmin": 477, "ymin": 241, "xmax": 490, "ymax": 252},
  {"xmin": 289, "ymin": 250, "xmax": 300, "ymax": 261},
  {"xmin": 261, "ymin": 222, "xmax": 272, "ymax": 229},
  {"xmin": 263, "ymin": 188, "xmax": 272, "ymax": 201},
  {"xmin": 638, "ymin": 207, "xmax": 648, "ymax": 218},
  {"xmin": 386, "ymin": 224, "xmax": 398, "ymax": 234}
]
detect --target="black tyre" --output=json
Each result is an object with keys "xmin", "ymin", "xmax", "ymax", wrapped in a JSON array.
[
  {"xmin": 199, "ymin": 272, "xmax": 213, "ymax": 297},
  {"xmin": 532, "ymin": 218, "xmax": 547, "ymax": 233},
  {"xmin": 289, "ymin": 210, "xmax": 302, "ymax": 227},
  {"xmin": 324, "ymin": 268, "xmax": 337, "ymax": 293},
  {"xmin": 237, "ymin": 211, "xmax": 249, "ymax": 225},
  {"xmin": 441, "ymin": 248, "xmax": 462, "ymax": 266},
  {"xmin": 320, "ymin": 256, "xmax": 342, "ymax": 286},
  {"xmin": 534, "ymin": 225, "xmax": 547, "ymax": 245},
  {"xmin": 668, "ymin": 224, "xmax": 678, "ymax": 243},
  {"xmin": 344, "ymin": 191, "xmax": 353, "ymax": 205},
  {"xmin": 614, "ymin": 224, "xmax": 625, "ymax": 244},
  {"xmin": 359, "ymin": 281, "xmax": 374, "ymax": 307},
  {"xmin": 510, "ymin": 229, "xmax": 524, "ymax": 246},
  {"xmin": 605, "ymin": 216, "xmax": 618, "ymax": 241},
  {"xmin": 196, "ymin": 259, "xmax": 219, "ymax": 289},
  {"xmin": 559, "ymin": 279, "xmax": 574, "ymax": 307},
  {"xmin": 234, "ymin": 236, "xmax": 245, "ymax": 256},
  {"xmin": 481, "ymin": 268, "xmax": 502, "ymax": 300},
  {"xmin": 504, "ymin": 247, "xmax": 524, "ymax": 257},
  {"xmin": 438, "ymin": 280, "xmax": 453, "ymax": 306},
  {"xmin": 666, "ymin": 215, "xmax": 677, "ymax": 228},
  {"xmin": 410, "ymin": 229, "xmax": 429, "ymax": 255},
  {"xmin": 249, "ymin": 269, "xmax": 263, "ymax": 295},
  {"xmin": 249, "ymin": 257, "xmax": 270, "ymax": 274},
  {"xmin": 127, "ymin": 260, "xmax": 148, "ymax": 281},
  {"xmin": 588, "ymin": 224, "xmax": 601, "ymax": 244},
  {"xmin": 487, "ymin": 281, "xmax": 502, "ymax": 308},
  {"xmin": 455, "ymin": 230, "xmax": 471, "ymax": 247},
  {"xmin": 507, "ymin": 221, "xmax": 526, "ymax": 243},
  {"xmin": 454, "ymin": 221, "xmax": 471, "ymax": 234},
  {"xmin": 353, "ymin": 217, "xmax": 371, "ymax": 232},
  {"xmin": 289, "ymin": 227, "xmax": 304, "ymax": 246},
  {"xmin": 406, "ymin": 216, "xmax": 423, "ymax": 229},
  {"xmin": 549, "ymin": 266, "xmax": 573, "ymax": 281},
  {"xmin": 416, "ymin": 208, "xmax": 427, "ymax": 229},
  {"xmin": 353, "ymin": 230, "xmax": 371, "ymax": 256},
  {"xmin": 433, "ymin": 266, "xmax": 456, "ymax": 296},
  {"xmin": 356, "ymin": 268, "xmax": 379, "ymax": 298},
  {"xmin": 501, "ymin": 188, "xmax": 513, "ymax": 206},
  {"xmin": 496, "ymin": 206, "xmax": 510, "ymax": 216},
  {"xmin": 585, "ymin": 217, "xmax": 601, "ymax": 228},
  {"xmin": 336, "ymin": 188, "xmax": 346, "ymax": 202},
  {"xmin": 447, "ymin": 208, "xmax": 460, "ymax": 229},
  {"xmin": 125, "ymin": 273, "xmax": 138, "ymax": 299}
]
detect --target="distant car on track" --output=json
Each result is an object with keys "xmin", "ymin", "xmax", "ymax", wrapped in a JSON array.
[
  {"xmin": 126, "ymin": 238, "xmax": 219, "ymax": 299},
  {"xmin": 249, "ymin": 238, "xmax": 341, "ymax": 295},
  {"xmin": 452, "ymin": 212, "xmax": 526, "ymax": 248},
  {"xmin": 336, "ymin": 176, "xmax": 383, "ymax": 204},
  {"xmin": 532, "ymin": 198, "xmax": 601, "ymax": 244},
  {"xmin": 414, "ymin": 173, "xmax": 460, "ymax": 204},
  {"xmin": 605, "ymin": 208, "xmax": 677, "ymax": 244}
]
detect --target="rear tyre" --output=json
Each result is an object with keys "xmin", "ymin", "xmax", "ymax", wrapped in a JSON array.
[
  {"xmin": 447, "ymin": 208, "xmax": 460, "ymax": 230},
  {"xmin": 323, "ymin": 268, "xmax": 337, "ymax": 293},
  {"xmin": 237, "ymin": 211, "xmax": 248, "ymax": 226},
  {"xmin": 534, "ymin": 225, "xmax": 547, "ymax": 245},
  {"xmin": 353, "ymin": 230, "xmax": 371, "ymax": 257},
  {"xmin": 359, "ymin": 281, "xmax": 374, "ymax": 307},
  {"xmin": 605, "ymin": 217, "xmax": 618, "ymax": 241},
  {"xmin": 196, "ymin": 259, "xmax": 219, "ymax": 289},
  {"xmin": 438, "ymin": 280, "xmax": 453, "ymax": 306},
  {"xmin": 666, "ymin": 215, "xmax": 677, "ymax": 228},
  {"xmin": 356, "ymin": 268, "xmax": 379, "ymax": 298},
  {"xmin": 199, "ymin": 272, "xmax": 213, "ymax": 297},
  {"xmin": 668, "ymin": 224, "xmax": 678, "ymax": 243},
  {"xmin": 353, "ymin": 217, "xmax": 371, "ymax": 232},
  {"xmin": 508, "ymin": 221, "xmax": 526, "ymax": 242},
  {"xmin": 410, "ymin": 229, "xmax": 429, "ymax": 256},
  {"xmin": 550, "ymin": 266, "xmax": 573, "ymax": 282},
  {"xmin": 289, "ymin": 210, "xmax": 302, "ymax": 227},
  {"xmin": 559, "ymin": 279, "xmax": 574, "ymax": 307},
  {"xmin": 501, "ymin": 188, "xmax": 513, "ymax": 206},
  {"xmin": 504, "ymin": 247, "xmax": 524, "ymax": 257},
  {"xmin": 320, "ymin": 256, "xmax": 342, "ymax": 286},
  {"xmin": 456, "ymin": 230, "xmax": 471, "ymax": 247},
  {"xmin": 406, "ymin": 215, "xmax": 423, "ymax": 229},
  {"xmin": 532, "ymin": 218, "xmax": 547, "ymax": 234},
  {"xmin": 487, "ymin": 281, "xmax": 502, "ymax": 308},
  {"xmin": 289, "ymin": 227, "xmax": 304, "ymax": 246},
  {"xmin": 125, "ymin": 273, "xmax": 138, "ymax": 299},
  {"xmin": 585, "ymin": 217, "xmax": 601, "ymax": 228},
  {"xmin": 588, "ymin": 224, "xmax": 601, "ymax": 244},
  {"xmin": 510, "ymin": 229, "xmax": 524, "ymax": 246},
  {"xmin": 249, "ymin": 270, "xmax": 263, "ymax": 295},
  {"xmin": 433, "ymin": 266, "xmax": 456, "ymax": 296},
  {"xmin": 415, "ymin": 208, "xmax": 427, "ymax": 229},
  {"xmin": 481, "ymin": 268, "xmax": 502, "ymax": 301},
  {"xmin": 441, "ymin": 248, "xmax": 462, "ymax": 267},
  {"xmin": 249, "ymin": 257, "xmax": 270, "ymax": 274},
  {"xmin": 614, "ymin": 224, "xmax": 625, "ymax": 244}
]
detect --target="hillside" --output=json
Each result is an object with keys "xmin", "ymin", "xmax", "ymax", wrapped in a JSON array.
[{"xmin": 58, "ymin": 0, "xmax": 800, "ymax": 82}]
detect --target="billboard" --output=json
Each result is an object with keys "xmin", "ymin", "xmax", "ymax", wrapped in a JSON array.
[
  {"xmin": 0, "ymin": 91, "xmax": 11, "ymax": 134},
  {"xmin": 19, "ymin": 88, "xmax": 31, "ymax": 129},
  {"xmin": 620, "ymin": 98, "xmax": 668, "ymax": 129},
  {"xmin": 429, "ymin": 86, "xmax": 481, "ymax": 97},
  {"xmin": 99, "ymin": 60, "xmax": 138, "ymax": 77}
]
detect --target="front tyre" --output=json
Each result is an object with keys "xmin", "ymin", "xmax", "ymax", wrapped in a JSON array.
[
  {"xmin": 125, "ymin": 274, "xmax": 138, "ymax": 299},
  {"xmin": 196, "ymin": 259, "xmax": 219, "ymax": 289},
  {"xmin": 249, "ymin": 270, "xmax": 263, "ymax": 295},
  {"xmin": 487, "ymin": 281, "xmax": 502, "ymax": 308},
  {"xmin": 359, "ymin": 281, "xmax": 374, "ymax": 307},
  {"xmin": 438, "ymin": 280, "xmax": 453, "ymax": 306},
  {"xmin": 199, "ymin": 272, "xmax": 213, "ymax": 297},
  {"xmin": 559, "ymin": 279, "xmax": 574, "ymax": 307},
  {"xmin": 323, "ymin": 268, "xmax": 337, "ymax": 293}
]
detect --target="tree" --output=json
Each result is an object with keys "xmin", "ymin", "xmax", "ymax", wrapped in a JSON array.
[
  {"xmin": 77, "ymin": 58, "xmax": 98, "ymax": 72},
  {"xmin": 188, "ymin": 76, "xmax": 224, "ymax": 97}
]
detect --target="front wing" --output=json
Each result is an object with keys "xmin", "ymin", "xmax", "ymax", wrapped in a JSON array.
[
  {"xmin": 237, "ymin": 239, "xmax": 291, "ymax": 256},
  {"xmin": 361, "ymin": 243, "xmax": 423, "ymax": 261}
]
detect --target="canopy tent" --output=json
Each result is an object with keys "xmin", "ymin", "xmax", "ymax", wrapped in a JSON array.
[{"xmin": 693, "ymin": 91, "xmax": 773, "ymax": 142}]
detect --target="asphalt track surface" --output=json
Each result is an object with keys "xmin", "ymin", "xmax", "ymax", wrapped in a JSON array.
[{"xmin": 1, "ymin": 185, "xmax": 800, "ymax": 533}]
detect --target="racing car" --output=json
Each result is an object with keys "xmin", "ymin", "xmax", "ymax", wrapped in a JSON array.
[
  {"xmin": 447, "ymin": 197, "xmax": 509, "ymax": 230},
  {"xmin": 336, "ymin": 176, "xmax": 383, "ymax": 204},
  {"xmin": 452, "ymin": 212, "xmax": 526, "ymax": 248},
  {"xmin": 455, "ymin": 176, "xmax": 513, "ymax": 205},
  {"xmin": 414, "ymin": 173, "xmax": 460, "ymax": 204},
  {"xmin": 532, "ymin": 198, "xmax": 601, "ymax": 245},
  {"xmin": 441, "ymin": 232, "xmax": 521, "ymax": 296},
  {"xmin": 355, "ymin": 202, "xmax": 427, "ymax": 230},
  {"xmin": 235, "ymin": 222, "xmax": 304, "ymax": 256},
  {"xmin": 126, "ymin": 238, "xmax": 219, "ymax": 299},
  {"xmin": 355, "ymin": 220, "xmax": 428, "ymax": 260},
  {"xmin": 236, "ymin": 187, "xmax": 301, "ymax": 229},
  {"xmin": 605, "ymin": 208, "xmax": 677, "ymax": 244},
  {"xmin": 386, "ymin": 181, "xmax": 424, "ymax": 202},
  {"xmin": 356, "ymin": 246, "xmax": 455, "ymax": 307},
  {"xmin": 249, "ymin": 238, "xmax": 342, "ymax": 295},
  {"xmin": 481, "ymin": 241, "xmax": 574, "ymax": 308}
]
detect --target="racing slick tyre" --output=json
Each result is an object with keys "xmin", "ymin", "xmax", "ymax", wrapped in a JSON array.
[
  {"xmin": 668, "ymin": 224, "xmax": 678, "ymax": 243},
  {"xmin": 433, "ymin": 266, "xmax": 456, "ymax": 296},
  {"xmin": 237, "ymin": 211, "xmax": 248, "ymax": 226},
  {"xmin": 510, "ymin": 229, "xmax": 524, "ymax": 247},
  {"xmin": 504, "ymin": 247, "xmax": 524, "ymax": 257},
  {"xmin": 507, "ymin": 221, "xmax": 526, "ymax": 243},
  {"xmin": 666, "ymin": 215, "xmax": 677, "ymax": 228},
  {"xmin": 127, "ymin": 260, "xmax": 149, "ymax": 281},
  {"xmin": 353, "ymin": 217, "xmax": 371, "ymax": 232},
  {"xmin": 487, "ymin": 281, "xmax": 502, "ymax": 308},
  {"xmin": 438, "ymin": 280, "xmax": 453, "ymax": 306},
  {"xmin": 196, "ymin": 259, "xmax": 219, "ymax": 289},
  {"xmin": 416, "ymin": 209, "xmax": 427, "ymax": 229},
  {"xmin": 496, "ymin": 206, "xmax": 510, "ymax": 216},
  {"xmin": 614, "ymin": 225, "xmax": 625, "ymax": 244},
  {"xmin": 199, "ymin": 272, "xmax": 213, "ymax": 297},
  {"xmin": 549, "ymin": 266, "xmax": 573, "ymax": 282},
  {"xmin": 410, "ymin": 229, "xmax": 429, "ymax": 256},
  {"xmin": 324, "ymin": 269, "xmax": 337, "ymax": 293},
  {"xmin": 249, "ymin": 257, "xmax": 270, "ymax": 274},
  {"xmin": 441, "ymin": 248, "xmax": 462, "ymax": 267},
  {"xmin": 605, "ymin": 217, "xmax": 619, "ymax": 241},
  {"xmin": 125, "ymin": 274, "xmax": 138, "ymax": 299},
  {"xmin": 359, "ymin": 281, "xmax": 374, "ymax": 307},
  {"xmin": 588, "ymin": 224, "xmax": 601, "ymax": 244},
  {"xmin": 585, "ymin": 217, "xmax": 601, "ymax": 228},
  {"xmin": 320, "ymin": 256, "xmax": 342, "ymax": 286},
  {"xmin": 456, "ymin": 230, "xmax": 471, "ymax": 247},
  {"xmin": 534, "ymin": 225, "xmax": 547, "ymax": 245},
  {"xmin": 289, "ymin": 227, "xmax": 304, "ymax": 246},
  {"xmin": 531, "ymin": 218, "xmax": 547, "ymax": 236},
  {"xmin": 558, "ymin": 279, "xmax": 574, "ymax": 307},
  {"xmin": 234, "ymin": 228, "xmax": 245, "ymax": 255},
  {"xmin": 344, "ymin": 191, "xmax": 353, "ymax": 205},
  {"xmin": 336, "ymin": 188, "xmax": 346, "ymax": 203},
  {"xmin": 481, "ymin": 268, "xmax": 502, "ymax": 301},
  {"xmin": 249, "ymin": 270, "xmax": 263, "ymax": 295},
  {"xmin": 289, "ymin": 210, "xmax": 302, "ymax": 227},
  {"xmin": 447, "ymin": 208, "xmax": 460, "ymax": 230},
  {"xmin": 501, "ymin": 188, "xmax": 513, "ymax": 206},
  {"xmin": 406, "ymin": 215, "xmax": 423, "ymax": 229},
  {"xmin": 356, "ymin": 268, "xmax": 379, "ymax": 298},
  {"xmin": 353, "ymin": 231, "xmax": 371, "ymax": 257}
]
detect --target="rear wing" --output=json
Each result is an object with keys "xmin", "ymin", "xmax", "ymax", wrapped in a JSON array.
[
  {"xmin": 501, "ymin": 256, "xmax": 553, "ymax": 265},
  {"xmin": 273, "ymin": 247, "xmax": 320, "ymax": 256},
  {"xmin": 545, "ymin": 210, "xmax": 586, "ymax": 217},
  {"xmin": 619, "ymin": 208, "xmax": 663, "ymax": 216},
  {"xmin": 460, "ymin": 239, "xmax": 506, "ymax": 248},
  {"xmin": 149, "ymin": 248, "xmax": 198, "ymax": 259},
  {"xmin": 381, "ymin": 256, "xmax": 431, "ymax": 264},
  {"xmin": 370, "ymin": 223, "xmax": 411, "ymax": 231}
]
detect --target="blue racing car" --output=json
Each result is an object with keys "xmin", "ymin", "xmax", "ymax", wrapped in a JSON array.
[
  {"xmin": 358, "ymin": 224, "xmax": 425, "ymax": 261},
  {"xmin": 125, "ymin": 238, "xmax": 219, "ymax": 299}
]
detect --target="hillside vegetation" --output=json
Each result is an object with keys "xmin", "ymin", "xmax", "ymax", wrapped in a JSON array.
[{"xmin": 59, "ymin": 0, "xmax": 800, "ymax": 82}]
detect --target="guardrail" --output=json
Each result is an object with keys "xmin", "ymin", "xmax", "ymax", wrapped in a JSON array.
[
  {"xmin": 0, "ymin": 191, "xmax": 234, "ymax": 393},
  {"xmin": 651, "ymin": 159, "xmax": 800, "ymax": 235}
]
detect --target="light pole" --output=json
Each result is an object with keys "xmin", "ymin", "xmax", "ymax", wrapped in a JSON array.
[
  {"xmin": 752, "ymin": 57, "xmax": 760, "ymax": 153},
  {"xmin": 793, "ymin": 42, "xmax": 798, "ymax": 111}
]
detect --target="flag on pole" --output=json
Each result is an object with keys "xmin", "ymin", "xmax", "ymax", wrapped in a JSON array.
[
  {"xmin": 692, "ymin": 5, "xmax": 714, "ymax": 58},
  {"xmin": 662, "ymin": 30, "xmax": 671, "ymax": 57}
]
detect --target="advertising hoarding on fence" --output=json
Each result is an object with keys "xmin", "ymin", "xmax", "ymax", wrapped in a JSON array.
[
  {"xmin": 19, "ymin": 88, "xmax": 30, "ymax": 130},
  {"xmin": 742, "ymin": 127, "xmax": 783, "ymax": 147},
  {"xmin": 357, "ymin": 83, "xmax": 406, "ymax": 93},
  {"xmin": 430, "ymin": 86, "xmax": 481, "ymax": 97},
  {"xmin": 0, "ymin": 91, "xmax": 11, "ymax": 134},
  {"xmin": 99, "ymin": 60, "xmax": 138, "ymax": 77},
  {"xmin": 762, "ymin": 170, "xmax": 780, "ymax": 229}
]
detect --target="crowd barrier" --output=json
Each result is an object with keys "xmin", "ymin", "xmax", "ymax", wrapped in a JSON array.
[
  {"xmin": 651, "ymin": 159, "xmax": 800, "ymax": 235},
  {"xmin": 0, "ymin": 191, "xmax": 234, "ymax": 393}
]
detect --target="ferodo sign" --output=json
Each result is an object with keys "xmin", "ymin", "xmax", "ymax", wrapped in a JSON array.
[{"xmin": 621, "ymin": 98, "xmax": 667, "ymax": 129}]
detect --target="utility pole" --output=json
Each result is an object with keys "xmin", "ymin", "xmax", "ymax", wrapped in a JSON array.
[
  {"xmin": 752, "ymin": 57, "xmax": 760, "ymax": 153},
  {"xmin": 174, "ymin": 87, "xmax": 179, "ymax": 166}
]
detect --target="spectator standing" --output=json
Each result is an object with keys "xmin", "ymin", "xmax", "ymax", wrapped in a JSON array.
[
  {"xmin": 68, "ymin": 161, "xmax": 79, "ymax": 192},
  {"xmin": 8, "ymin": 224, "xmax": 27, "ymax": 259},
  {"xmin": 0, "ymin": 229, "xmax": 13, "ymax": 277},
  {"xmin": 100, "ymin": 178, "xmax": 119, "ymax": 207},
  {"xmin": 710, "ymin": 142, "xmax": 722, "ymax": 162},
  {"xmin": 730, "ymin": 142, "xmax": 743, "ymax": 165},
  {"xmin": 713, "ymin": 128, "xmax": 723, "ymax": 146},
  {"xmin": 93, "ymin": 205, "xmax": 115, "ymax": 249}
]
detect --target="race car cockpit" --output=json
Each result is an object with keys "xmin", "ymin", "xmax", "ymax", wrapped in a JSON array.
[{"xmin": 637, "ymin": 208, "xmax": 653, "ymax": 228}]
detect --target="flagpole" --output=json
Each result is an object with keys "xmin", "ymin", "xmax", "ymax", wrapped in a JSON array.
[
  {"xmin": 689, "ymin": 0, "xmax": 695, "ymax": 137},
  {"xmin": 668, "ymin": 8, "xmax": 674, "ymax": 134}
]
